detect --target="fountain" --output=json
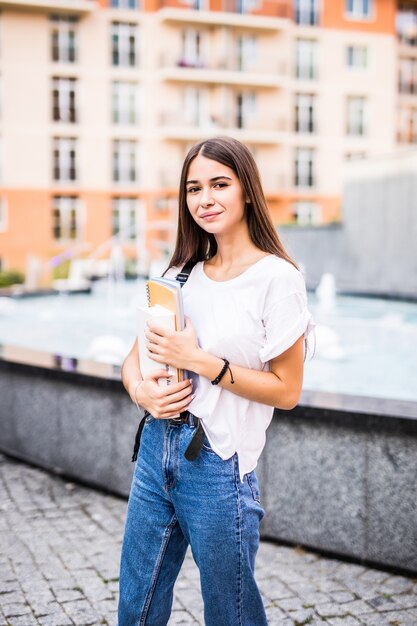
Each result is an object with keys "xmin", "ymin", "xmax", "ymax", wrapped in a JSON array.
[
  {"xmin": 314, "ymin": 272, "xmax": 346, "ymax": 361},
  {"xmin": 316, "ymin": 272, "xmax": 337, "ymax": 313}
]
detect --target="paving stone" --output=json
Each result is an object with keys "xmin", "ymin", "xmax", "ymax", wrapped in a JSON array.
[
  {"xmin": 340, "ymin": 599, "xmax": 375, "ymax": 616},
  {"xmin": 315, "ymin": 602, "xmax": 350, "ymax": 618},
  {"xmin": 37, "ymin": 612, "xmax": 74, "ymax": 626},
  {"xmin": 7, "ymin": 616, "xmax": 39, "ymax": 626},
  {"xmin": 3, "ymin": 603, "xmax": 33, "ymax": 618},
  {"xmin": 367, "ymin": 595, "xmax": 405, "ymax": 612},
  {"xmin": 326, "ymin": 618, "xmax": 363, "ymax": 626},
  {"xmin": 391, "ymin": 593, "xmax": 417, "ymax": 610},
  {"xmin": 384, "ymin": 609, "xmax": 417, "ymax": 623},
  {"xmin": 3, "ymin": 454, "xmax": 416, "ymax": 626},
  {"xmin": 277, "ymin": 596, "xmax": 307, "ymax": 612},
  {"xmin": 288, "ymin": 607, "xmax": 317, "ymax": 623}
]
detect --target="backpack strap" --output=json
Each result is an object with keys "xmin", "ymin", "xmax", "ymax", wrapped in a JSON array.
[{"xmin": 175, "ymin": 258, "xmax": 197, "ymax": 286}]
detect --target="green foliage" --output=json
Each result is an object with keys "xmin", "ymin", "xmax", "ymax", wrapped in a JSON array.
[
  {"xmin": 53, "ymin": 259, "xmax": 71, "ymax": 280},
  {"xmin": 124, "ymin": 258, "xmax": 138, "ymax": 278},
  {"xmin": 0, "ymin": 269, "xmax": 25, "ymax": 287}
]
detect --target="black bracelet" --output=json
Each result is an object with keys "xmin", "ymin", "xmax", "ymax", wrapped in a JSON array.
[{"xmin": 211, "ymin": 358, "xmax": 235, "ymax": 385}]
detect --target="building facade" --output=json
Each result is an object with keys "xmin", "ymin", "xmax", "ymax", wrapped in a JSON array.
[{"xmin": 0, "ymin": 0, "xmax": 412, "ymax": 278}]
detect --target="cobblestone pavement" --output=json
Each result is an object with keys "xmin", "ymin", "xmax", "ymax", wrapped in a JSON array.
[{"xmin": 1, "ymin": 453, "xmax": 416, "ymax": 626}]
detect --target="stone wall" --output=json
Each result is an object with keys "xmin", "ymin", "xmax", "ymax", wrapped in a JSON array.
[
  {"xmin": 279, "ymin": 151, "xmax": 417, "ymax": 299},
  {"xmin": 1, "ymin": 357, "xmax": 416, "ymax": 573}
]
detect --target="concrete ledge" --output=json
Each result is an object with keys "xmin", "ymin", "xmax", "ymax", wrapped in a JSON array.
[{"xmin": 1, "ymin": 345, "xmax": 416, "ymax": 573}]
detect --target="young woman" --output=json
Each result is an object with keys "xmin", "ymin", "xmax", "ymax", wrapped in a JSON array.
[{"xmin": 118, "ymin": 136, "xmax": 315, "ymax": 626}]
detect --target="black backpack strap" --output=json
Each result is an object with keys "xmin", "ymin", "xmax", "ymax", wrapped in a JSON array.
[{"xmin": 175, "ymin": 259, "xmax": 197, "ymax": 286}]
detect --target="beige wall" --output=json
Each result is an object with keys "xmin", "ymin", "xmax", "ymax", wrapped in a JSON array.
[{"xmin": 0, "ymin": 2, "xmax": 402, "ymax": 274}]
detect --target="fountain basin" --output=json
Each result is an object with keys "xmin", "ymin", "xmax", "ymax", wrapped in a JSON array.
[{"xmin": 1, "ymin": 344, "xmax": 416, "ymax": 574}]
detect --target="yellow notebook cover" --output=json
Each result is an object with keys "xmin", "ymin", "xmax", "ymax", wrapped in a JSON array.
[{"xmin": 145, "ymin": 279, "xmax": 185, "ymax": 381}]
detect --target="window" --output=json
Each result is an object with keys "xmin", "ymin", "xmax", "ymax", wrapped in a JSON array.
[
  {"xmin": 397, "ymin": 106, "xmax": 417, "ymax": 143},
  {"xmin": 292, "ymin": 201, "xmax": 321, "ymax": 225},
  {"xmin": 111, "ymin": 23, "xmax": 139, "ymax": 67},
  {"xmin": 112, "ymin": 82, "xmax": 140, "ymax": 125},
  {"xmin": 295, "ymin": 94, "xmax": 316, "ymax": 133},
  {"xmin": 112, "ymin": 198, "xmax": 139, "ymax": 240},
  {"xmin": 113, "ymin": 140, "xmax": 138, "ymax": 183},
  {"xmin": 111, "ymin": 0, "xmax": 138, "ymax": 8},
  {"xmin": 179, "ymin": 30, "xmax": 204, "ymax": 68},
  {"xmin": 52, "ymin": 196, "xmax": 79, "ymax": 240},
  {"xmin": 183, "ymin": 87, "xmax": 209, "ymax": 127},
  {"xmin": 50, "ymin": 16, "xmax": 77, "ymax": 63},
  {"xmin": 294, "ymin": 0, "xmax": 320, "ymax": 26},
  {"xmin": 347, "ymin": 45, "xmax": 368, "ymax": 69},
  {"xmin": 52, "ymin": 77, "xmax": 77, "ymax": 123},
  {"xmin": 294, "ymin": 148, "xmax": 315, "ymax": 188},
  {"xmin": 0, "ymin": 198, "xmax": 7, "ymax": 232},
  {"xmin": 236, "ymin": 91, "xmax": 256, "ymax": 129},
  {"xmin": 399, "ymin": 57, "xmax": 417, "ymax": 94},
  {"xmin": 182, "ymin": 0, "xmax": 206, "ymax": 10},
  {"xmin": 295, "ymin": 39, "xmax": 317, "ymax": 80},
  {"xmin": 236, "ymin": 35, "xmax": 257, "ymax": 72},
  {"xmin": 346, "ymin": 97, "xmax": 367, "ymax": 136},
  {"xmin": 397, "ymin": 4, "xmax": 417, "ymax": 46},
  {"xmin": 346, "ymin": 0, "xmax": 373, "ymax": 19},
  {"xmin": 53, "ymin": 138, "xmax": 77, "ymax": 181}
]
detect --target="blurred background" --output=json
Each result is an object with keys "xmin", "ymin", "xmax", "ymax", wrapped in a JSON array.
[{"xmin": 0, "ymin": 0, "xmax": 416, "ymax": 401}]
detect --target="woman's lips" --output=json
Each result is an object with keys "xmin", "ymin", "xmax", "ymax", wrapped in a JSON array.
[{"xmin": 201, "ymin": 212, "xmax": 221, "ymax": 221}]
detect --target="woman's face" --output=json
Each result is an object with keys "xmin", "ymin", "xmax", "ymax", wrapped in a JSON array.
[{"xmin": 185, "ymin": 154, "xmax": 247, "ymax": 236}]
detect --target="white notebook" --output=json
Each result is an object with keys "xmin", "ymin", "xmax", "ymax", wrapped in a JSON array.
[{"xmin": 137, "ymin": 303, "xmax": 179, "ymax": 390}]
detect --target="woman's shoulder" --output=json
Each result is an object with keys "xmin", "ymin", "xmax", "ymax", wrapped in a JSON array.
[
  {"xmin": 262, "ymin": 255, "xmax": 304, "ymax": 280},
  {"xmin": 261, "ymin": 255, "xmax": 306, "ymax": 297}
]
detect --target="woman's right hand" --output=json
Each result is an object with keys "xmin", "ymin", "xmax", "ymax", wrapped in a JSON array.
[{"xmin": 129, "ymin": 370, "xmax": 194, "ymax": 419}]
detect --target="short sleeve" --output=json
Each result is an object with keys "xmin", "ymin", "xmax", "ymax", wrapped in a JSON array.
[{"xmin": 258, "ymin": 266, "xmax": 316, "ymax": 363}]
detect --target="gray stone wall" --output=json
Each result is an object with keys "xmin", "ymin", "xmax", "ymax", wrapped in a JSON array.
[
  {"xmin": 279, "ymin": 170, "xmax": 417, "ymax": 299},
  {"xmin": 1, "ymin": 360, "xmax": 417, "ymax": 573},
  {"xmin": 258, "ymin": 406, "xmax": 417, "ymax": 574}
]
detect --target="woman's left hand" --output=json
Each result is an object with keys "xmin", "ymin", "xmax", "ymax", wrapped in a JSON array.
[{"xmin": 145, "ymin": 316, "xmax": 200, "ymax": 371}]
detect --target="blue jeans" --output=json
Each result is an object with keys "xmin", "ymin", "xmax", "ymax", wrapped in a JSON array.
[{"xmin": 118, "ymin": 413, "xmax": 268, "ymax": 626}]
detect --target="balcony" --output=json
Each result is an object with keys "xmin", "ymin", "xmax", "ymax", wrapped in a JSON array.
[
  {"xmin": 158, "ymin": 112, "xmax": 287, "ymax": 145},
  {"xmin": 0, "ymin": 0, "xmax": 95, "ymax": 13},
  {"xmin": 157, "ymin": 6, "xmax": 289, "ymax": 31},
  {"xmin": 159, "ymin": 64, "xmax": 286, "ymax": 88}
]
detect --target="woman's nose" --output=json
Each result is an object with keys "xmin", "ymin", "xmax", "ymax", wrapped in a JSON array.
[{"xmin": 200, "ymin": 188, "xmax": 214, "ymax": 207}]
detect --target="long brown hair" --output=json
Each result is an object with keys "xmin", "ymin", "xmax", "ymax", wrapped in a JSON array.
[{"xmin": 165, "ymin": 136, "xmax": 298, "ymax": 272}]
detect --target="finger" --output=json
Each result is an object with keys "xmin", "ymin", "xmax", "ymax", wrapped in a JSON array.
[
  {"xmin": 156, "ymin": 393, "xmax": 195, "ymax": 418},
  {"xmin": 147, "ymin": 322, "xmax": 170, "ymax": 337},
  {"xmin": 145, "ymin": 370, "xmax": 173, "ymax": 383},
  {"xmin": 159, "ymin": 384, "xmax": 193, "ymax": 406}
]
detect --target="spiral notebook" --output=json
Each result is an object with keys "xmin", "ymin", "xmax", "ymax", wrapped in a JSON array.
[{"xmin": 137, "ymin": 278, "xmax": 186, "ymax": 389}]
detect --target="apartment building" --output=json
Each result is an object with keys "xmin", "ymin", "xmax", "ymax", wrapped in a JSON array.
[{"xmin": 0, "ymin": 0, "xmax": 411, "ymax": 278}]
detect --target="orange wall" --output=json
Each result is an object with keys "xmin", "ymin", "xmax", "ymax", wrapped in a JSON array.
[
  {"xmin": 0, "ymin": 189, "xmax": 52, "ymax": 272},
  {"xmin": 268, "ymin": 194, "xmax": 341, "ymax": 225},
  {"xmin": 322, "ymin": 0, "xmax": 396, "ymax": 33},
  {"xmin": 145, "ymin": 0, "xmax": 291, "ymax": 15},
  {"xmin": 0, "ymin": 188, "xmax": 341, "ymax": 279}
]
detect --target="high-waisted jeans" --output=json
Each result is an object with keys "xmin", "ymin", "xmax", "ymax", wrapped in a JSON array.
[{"xmin": 118, "ymin": 413, "xmax": 268, "ymax": 626}]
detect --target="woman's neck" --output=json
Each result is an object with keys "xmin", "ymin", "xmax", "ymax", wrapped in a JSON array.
[{"xmin": 205, "ymin": 231, "xmax": 268, "ymax": 277}]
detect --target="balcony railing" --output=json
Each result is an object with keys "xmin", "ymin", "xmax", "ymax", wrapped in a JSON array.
[
  {"xmin": 157, "ymin": 6, "xmax": 290, "ymax": 29},
  {"xmin": 0, "ymin": 0, "xmax": 95, "ymax": 13}
]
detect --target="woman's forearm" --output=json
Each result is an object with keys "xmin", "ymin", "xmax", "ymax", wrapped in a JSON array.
[
  {"xmin": 121, "ymin": 340, "xmax": 142, "ymax": 401},
  {"xmin": 189, "ymin": 346, "xmax": 302, "ymax": 410}
]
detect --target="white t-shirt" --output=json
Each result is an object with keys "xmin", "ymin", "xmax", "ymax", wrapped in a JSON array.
[{"xmin": 165, "ymin": 255, "xmax": 316, "ymax": 481}]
